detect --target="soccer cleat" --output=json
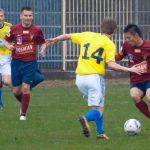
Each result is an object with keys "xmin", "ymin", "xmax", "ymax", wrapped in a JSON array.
[
  {"xmin": 97, "ymin": 133, "xmax": 110, "ymax": 140},
  {"xmin": 79, "ymin": 116, "xmax": 90, "ymax": 137},
  {"xmin": 20, "ymin": 116, "xmax": 26, "ymax": 121}
]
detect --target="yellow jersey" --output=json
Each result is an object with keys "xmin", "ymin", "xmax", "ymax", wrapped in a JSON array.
[
  {"xmin": 0, "ymin": 22, "xmax": 12, "ymax": 54},
  {"xmin": 71, "ymin": 32, "xmax": 116, "ymax": 75}
]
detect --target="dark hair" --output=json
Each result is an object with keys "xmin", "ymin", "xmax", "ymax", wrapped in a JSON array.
[
  {"xmin": 21, "ymin": 6, "xmax": 32, "ymax": 12},
  {"xmin": 101, "ymin": 18, "xmax": 117, "ymax": 35},
  {"xmin": 124, "ymin": 24, "xmax": 142, "ymax": 37}
]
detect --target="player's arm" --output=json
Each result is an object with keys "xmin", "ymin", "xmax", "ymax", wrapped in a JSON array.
[
  {"xmin": 46, "ymin": 34, "xmax": 71, "ymax": 47},
  {"xmin": 107, "ymin": 61, "xmax": 143, "ymax": 75},
  {"xmin": 115, "ymin": 44, "xmax": 126, "ymax": 61},
  {"xmin": 39, "ymin": 43, "xmax": 47, "ymax": 57},
  {"xmin": 0, "ymin": 38, "xmax": 14, "ymax": 50}
]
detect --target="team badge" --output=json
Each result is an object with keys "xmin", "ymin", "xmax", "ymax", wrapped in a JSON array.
[
  {"xmin": 128, "ymin": 53, "xmax": 134, "ymax": 63},
  {"xmin": 16, "ymin": 35, "xmax": 22, "ymax": 45}
]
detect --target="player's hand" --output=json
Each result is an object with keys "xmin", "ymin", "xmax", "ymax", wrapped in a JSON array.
[
  {"xmin": 134, "ymin": 61, "xmax": 147, "ymax": 73},
  {"xmin": 129, "ymin": 65, "xmax": 145, "ymax": 75},
  {"xmin": 39, "ymin": 43, "xmax": 47, "ymax": 57},
  {"xmin": 46, "ymin": 38, "xmax": 57, "ymax": 47},
  {"xmin": 5, "ymin": 43, "xmax": 14, "ymax": 51},
  {"xmin": 39, "ymin": 49, "xmax": 45, "ymax": 57}
]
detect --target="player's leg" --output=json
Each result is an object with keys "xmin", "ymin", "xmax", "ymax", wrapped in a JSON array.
[
  {"xmin": 2, "ymin": 61, "xmax": 11, "ymax": 87},
  {"xmin": 11, "ymin": 59, "xmax": 22, "ymax": 103},
  {"xmin": 130, "ymin": 83, "xmax": 150, "ymax": 119},
  {"xmin": 19, "ymin": 60, "xmax": 37, "ymax": 120},
  {"xmin": 76, "ymin": 74, "xmax": 108, "ymax": 139},
  {"xmin": 0, "ymin": 84, "xmax": 3, "ymax": 109},
  {"xmin": 76, "ymin": 75, "xmax": 90, "ymax": 137},
  {"xmin": 20, "ymin": 82, "xmax": 30, "ymax": 120},
  {"xmin": 0, "ymin": 69, "xmax": 3, "ymax": 108},
  {"xmin": 85, "ymin": 75, "xmax": 109, "ymax": 139},
  {"xmin": 146, "ymin": 90, "xmax": 150, "ymax": 103},
  {"xmin": 145, "ymin": 80, "xmax": 150, "ymax": 113},
  {"xmin": 76, "ymin": 76, "xmax": 90, "ymax": 137},
  {"xmin": 30, "ymin": 69, "xmax": 44, "ymax": 89},
  {"xmin": 13, "ymin": 86, "xmax": 22, "ymax": 103},
  {"xmin": 0, "ymin": 59, "xmax": 3, "ymax": 108},
  {"xmin": 0, "ymin": 55, "xmax": 11, "ymax": 108},
  {"xmin": 11, "ymin": 59, "xmax": 28, "ymax": 120}
]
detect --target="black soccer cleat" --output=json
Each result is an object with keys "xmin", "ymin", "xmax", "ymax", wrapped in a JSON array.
[{"xmin": 79, "ymin": 116, "xmax": 90, "ymax": 137}]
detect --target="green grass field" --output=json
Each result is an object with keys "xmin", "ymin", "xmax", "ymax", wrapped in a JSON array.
[{"xmin": 0, "ymin": 80, "xmax": 150, "ymax": 150}]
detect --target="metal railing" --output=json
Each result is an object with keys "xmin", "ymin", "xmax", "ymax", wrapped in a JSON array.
[{"xmin": 1, "ymin": 0, "xmax": 150, "ymax": 71}]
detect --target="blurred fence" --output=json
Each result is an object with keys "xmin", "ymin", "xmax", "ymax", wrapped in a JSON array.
[{"xmin": 1, "ymin": 0, "xmax": 150, "ymax": 71}]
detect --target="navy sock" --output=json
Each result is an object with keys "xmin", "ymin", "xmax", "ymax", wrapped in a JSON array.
[{"xmin": 84, "ymin": 109, "xmax": 104, "ymax": 134}]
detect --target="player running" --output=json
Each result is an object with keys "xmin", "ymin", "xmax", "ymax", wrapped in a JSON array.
[
  {"xmin": 116, "ymin": 24, "xmax": 150, "ymax": 119},
  {"xmin": 46, "ymin": 18, "xmax": 143, "ymax": 139},
  {"xmin": 0, "ymin": 8, "xmax": 12, "ymax": 109},
  {"xmin": 5, "ymin": 7, "xmax": 47, "ymax": 120}
]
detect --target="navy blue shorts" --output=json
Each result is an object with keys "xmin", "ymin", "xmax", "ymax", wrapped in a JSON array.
[
  {"xmin": 11, "ymin": 59, "xmax": 37, "ymax": 86},
  {"xmin": 131, "ymin": 80, "xmax": 150, "ymax": 95}
]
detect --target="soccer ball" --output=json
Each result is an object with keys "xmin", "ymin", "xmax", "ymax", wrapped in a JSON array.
[{"xmin": 124, "ymin": 119, "xmax": 141, "ymax": 135}]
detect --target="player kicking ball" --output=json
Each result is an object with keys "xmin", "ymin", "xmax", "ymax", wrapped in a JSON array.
[{"xmin": 46, "ymin": 18, "xmax": 143, "ymax": 139}]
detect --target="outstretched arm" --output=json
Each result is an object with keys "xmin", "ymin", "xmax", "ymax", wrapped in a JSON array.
[
  {"xmin": 46, "ymin": 34, "xmax": 71, "ymax": 47},
  {"xmin": 108, "ymin": 61, "xmax": 144, "ymax": 75}
]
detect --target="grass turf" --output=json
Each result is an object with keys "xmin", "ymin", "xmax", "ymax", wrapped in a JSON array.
[{"xmin": 0, "ymin": 80, "xmax": 150, "ymax": 150}]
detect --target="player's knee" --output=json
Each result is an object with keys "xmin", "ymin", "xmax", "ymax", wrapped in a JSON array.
[
  {"xmin": 146, "ymin": 96, "xmax": 150, "ymax": 103},
  {"xmin": 22, "ymin": 84, "xmax": 30, "ymax": 93},
  {"xmin": 2, "ymin": 77, "xmax": 11, "ymax": 86},
  {"xmin": 130, "ymin": 92, "xmax": 141, "ymax": 102},
  {"xmin": 3, "ymin": 80, "xmax": 11, "ymax": 86},
  {"xmin": 91, "ymin": 106, "xmax": 104, "ymax": 113}
]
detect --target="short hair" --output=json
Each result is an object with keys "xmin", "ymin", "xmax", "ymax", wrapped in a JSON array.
[
  {"xmin": 101, "ymin": 18, "xmax": 117, "ymax": 35},
  {"xmin": 21, "ymin": 6, "xmax": 32, "ymax": 12},
  {"xmin": 124, "ymin": 24, "xmax": 142, "ymax": 37},
  {"xmin": 0, "ymin": 8, "xmax": 5, "ymax": 15}
]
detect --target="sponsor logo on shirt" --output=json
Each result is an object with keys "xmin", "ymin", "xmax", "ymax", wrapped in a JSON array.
[{"xmin": 15, "ymin": 43, "xmax": 34, "ymax": 54}]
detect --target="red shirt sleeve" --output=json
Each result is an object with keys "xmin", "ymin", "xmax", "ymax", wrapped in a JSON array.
[
  {"xmin": 5, "ymin": 26, "xmax": 15, "ymax": 42},
  {"xmin": 115, "ymin": 52, "xmax": 124, "ymax": 61},
  {"xmin": 36, "ymin": 28, "xmax": 45, "ymax": 45},
  {"xmin": 115, "ymin": 43, "xmax": 127, "ymax": 61}
]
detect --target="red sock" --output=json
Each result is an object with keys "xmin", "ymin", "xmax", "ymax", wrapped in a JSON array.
[
  {"xmin": 135, "ymin": 100, "xmax": 150, "ymax": 119},
  {"xmin": 15, "ymin": 93, "xmax": 22, "ymax": 103},
  {"xmin": 20, "ymin": 93, "xmax": 30, "ymax": 116}
]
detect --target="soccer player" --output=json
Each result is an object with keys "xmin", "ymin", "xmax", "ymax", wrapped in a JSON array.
[
  {"xmin": 5, "ymin": 7, "xmax": 46, "ymax": 120},
  {"xmin": 0, "ymin": 8, "xmax": 12, "ymax": 109},
  {"xmin": 46, "ymin": 18, "xmax": 142, "ymax": 139},
  {"xmin": 115, "ymin": 24, "xmax": 150, "ymax": 119}
]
